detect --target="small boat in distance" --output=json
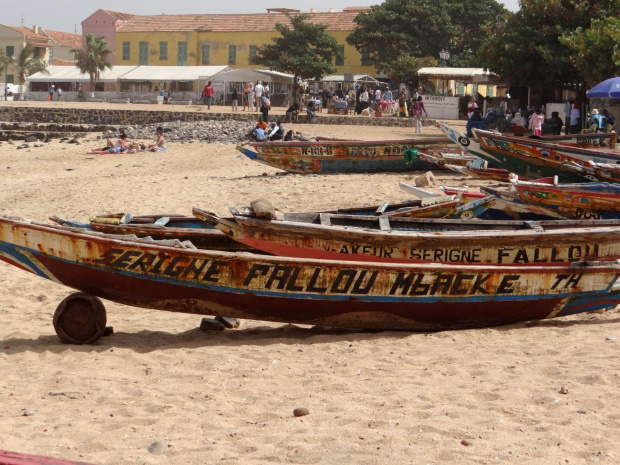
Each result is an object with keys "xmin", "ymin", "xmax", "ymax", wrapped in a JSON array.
[{"xmin": 237, "ymin": 136, "xmax": 457, "ymax": 173}]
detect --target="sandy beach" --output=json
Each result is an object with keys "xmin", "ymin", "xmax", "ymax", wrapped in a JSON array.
[{"xmin": 1, "ymin": 101, "xmax": 620, "ymax": 464}]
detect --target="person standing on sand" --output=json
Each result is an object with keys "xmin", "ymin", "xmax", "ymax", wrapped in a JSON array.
[
  {"xmin": 563, "ymin": 99, "xmax": 573, "ymax": 135},
  {"xmin": 570, "ymin": 102, "xmax": 581, "ymax": 134},
  {"xmin": 413, "ymin": 96, "xmax": 427, "ymax": 133},
  {"xmin": 528, "ymin": 107, "xmax": 545, "ymax": 136},
  {"xmin": 231, "ymin": 88, "xmax": 238, "ymax": 111},
  {"xmin": 249, "ymin": 82, "xmax": 255, "ymax": 111},
  {"xmin": 202, "ymin": 81, "xmax": 214, "ymax": 109},
  {"xmin": 254, "ymin": 80, "xmax": 264, "ymax": 112}
]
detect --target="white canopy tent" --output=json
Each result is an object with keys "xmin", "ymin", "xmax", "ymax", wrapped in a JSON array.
[
  {"xmin": 201, "ymin": 68, "xmax": 295, "ymax": 106},
  {"xmin": 119, "ymin": 66, "xmax": 232, "ymax": 83},
  {"xmin": 118, "ymin": 66, "xmax": 233, "ymax": 92},
  {"xmin": 28, "ymin": 65, "xmax": 138, "ymax": 83},
  {"xmin": 321, "ymin": 74, "xmax": 379, "ymax": 85},
  {"xmin": 203, "ymin": 68, "xmax": 294, "ymax": 88},
  {"xmin": 417, "ymin": 67, "xmax": 496, "ymax": 82}
]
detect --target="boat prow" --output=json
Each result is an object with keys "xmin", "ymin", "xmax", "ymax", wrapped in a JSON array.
[{"xmin": 236, "ymin": 145, "xmax": 261, "ymax": 161}]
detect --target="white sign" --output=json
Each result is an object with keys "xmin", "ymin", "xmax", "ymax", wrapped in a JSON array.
[{"xmin": 423, "ymin": 95, "xmax": 460, "ymax": 120}]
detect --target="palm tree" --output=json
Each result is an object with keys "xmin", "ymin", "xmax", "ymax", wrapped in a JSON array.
[
  {"xmin": 71, "ymin": 35, "xmax": 113, "ymax": 91},
  {"xmin": 13, "ymin": 46, "xmax": 48, "ymax": 98}
]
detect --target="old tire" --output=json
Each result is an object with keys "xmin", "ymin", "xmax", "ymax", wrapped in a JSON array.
[{"xmin": 53, "ymin": 292, "xmax": 107, "ymax": 344}]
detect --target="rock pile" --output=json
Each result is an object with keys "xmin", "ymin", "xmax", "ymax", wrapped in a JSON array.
[{"xmin": 103, "ymin": 120, "xmax": 302, "ymax": 145}]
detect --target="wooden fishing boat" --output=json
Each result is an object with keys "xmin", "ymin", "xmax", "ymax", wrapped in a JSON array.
[
  {"xmin": 480, "ymin": 186, "xmax": 580, "ymax": 220},
  {"xmin": 48, "ymin": 196, "xmax": 467, "ymax": 245},
  {"xmin": 196, "ymin": 206, "xmax": 620, "ymax": 265},
  {"xmin": 511, "ymin": 177, "xmax": 620, "ymax": 220},
  {"xmin": 436, "ymin": 122, "xmax": 611, "ymax": 183},
  {"xmin": 403, "ymin": 185, "xmax": 566, "ymax": 221},
  {"xmin": 416, "ymin": 150, "xmax": 480, "ymax": 167},
  {"xmin": 444, "ymin": 163, "xmax": 515, "ymax": 182},
  {"xmin": 50, "ymin": 213, "xmax": 253, "ymax": 251},
  {"xmin": 2, "ymin": 215, "xmax": 620, "ymax": 339},
  {"xmin": 236, "ymin": 137, "xmax": 457, "ymax": 174},
  {"xmin": 562, "ymin": 160, "xmax": 620, "ymax": 183},
  {"xmin": 0, "ymin": 450, "xmax": 94, "ymax": 465}
]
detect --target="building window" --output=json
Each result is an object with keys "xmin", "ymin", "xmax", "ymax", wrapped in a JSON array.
[
  {"xmin": 178, "ymin": 42, "xmax": 188, "ymax": 66},
  {"xmin": 48, "ymin": 47, "xmax": 54, "ymax": 65},
  {"xmin": 249, "ymin": 45, "xmax": 257, "ymax": 63},
  {"xmin": 6, "ymin": 74, "xmax": 14, "ymax": 84},
  {"xmin": 228, "ymin": 45, "xmax": 236, "ymax": 65},
  {"xmin": 139, "ymin": 42, "xmax": 148, "ymax": 65},
  {"xmin": 335, "ymin": 45, "xmax": 344, "ymax": 66},
  {"xmin": 487, "ymin": 86, "xmax": 495, "ymax": 98},
  {"xmin": 361, "ymin": 51, "xmax": 370, "ymax": 66},
  {"xmin": 201, "ymin": 45, "xmax": 210, "ymax": 65},
  {"xmin": 122, "ymin": 42, "xmax": 130, "ymax": 60},
  {"xmin": 456, "ymin": 83, "xmax": 464, "ymax": 95},
  {"xmin": 6, "ymin": 45, "xmax": 14, "ymax": 57},
  {"xmin": 159, "ymin": 42, "xmax": 167, "ymax": 60}
]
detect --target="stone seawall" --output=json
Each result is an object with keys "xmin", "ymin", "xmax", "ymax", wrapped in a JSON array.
[{"xmin": 0, "ymin": 106, "xmax": 416, "ymax": 131}]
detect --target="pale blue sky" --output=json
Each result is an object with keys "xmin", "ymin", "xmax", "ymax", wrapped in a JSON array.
[{"xmin": 5, "ymin": 0, "xmax": 520, "ymax": 34}]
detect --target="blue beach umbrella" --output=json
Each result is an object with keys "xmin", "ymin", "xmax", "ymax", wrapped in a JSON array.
[{"xmin": 586, "ymin": 77, "xmax": 620, "ymax": 98}]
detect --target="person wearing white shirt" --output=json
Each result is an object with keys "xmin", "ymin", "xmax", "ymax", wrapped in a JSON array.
[
  {"xmin": 359, "ymin": 87, "xmax": 369, "ymax": 112},
  {"xmin": 254, "ymin": 81, "xmax": 264, "ymax": 112},
  {"xmin": 268, "ymin": 120, "xmax": 285, "ymax": 141}
]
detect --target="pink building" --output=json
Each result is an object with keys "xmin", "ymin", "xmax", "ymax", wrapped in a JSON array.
[{"xmin": 81, "ymin": 9, "xmax": 136, "ymax": 65}]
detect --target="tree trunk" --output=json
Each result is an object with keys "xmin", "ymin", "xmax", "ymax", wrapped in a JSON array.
[{"xmin": 292, "ymin": 73, "xmax": 298, "ymax": 101}]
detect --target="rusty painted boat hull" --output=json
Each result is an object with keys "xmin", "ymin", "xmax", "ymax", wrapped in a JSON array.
[
  {"xmin": 1, "ymin": 215, "xmax": 620, "ymax": 332},
  {"xmin": 0, "ymin": 450, "xmax": 93, "ymax": 465},
  {"xmin": 436, "ymin": 122, "xmax": 611, "ymax": 183},
  {"xmin": 444, "ymin": 163, "xmax": 514, "ymax": 182},
  {"xmin": 196, "ymin": 208, "xmax": 620, "ymax": 266},
  {"xmin": 511, "ymin": 178, "xmax": 620, "ymax": 220},
  {"xmin": 562, "ymin": 160, "xmax": 620, "ymax": 183},
  {"xmin": 237, "ymin": 137, "xmax": 457, "ymax": 174}
]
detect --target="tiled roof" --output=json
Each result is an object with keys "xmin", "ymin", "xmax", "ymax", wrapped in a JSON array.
[
  {"xmin": 116, "ymin": 11, "xmax": 359, "ymax": 33},
  {"xmin": 27, "ymin": 40, "xmax": 52, "ymax": 48},
  {"xmin": 100, "ymin": 9, "xmax": 137, "ymax": 21},
  {"xmin": 5, "ymin": 25, "xmax": 50, "ymax": 40},
  {"xmin": 43, "ymin": 29, "xmax": 82, "ymax": 49},
  {"xmin": 53, "ymin": 58, "xmax": 76, "ymax": 66}
]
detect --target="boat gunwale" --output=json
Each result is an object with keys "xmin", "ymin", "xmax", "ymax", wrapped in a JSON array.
[{"xmin": 3, "ymin": 215, "xmax": 620, "ymax": 274}]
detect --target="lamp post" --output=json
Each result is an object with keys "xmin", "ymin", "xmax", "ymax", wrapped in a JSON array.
[{"xmin": 439, "ymin": 49, "xmax": 450, "ymax": 95}]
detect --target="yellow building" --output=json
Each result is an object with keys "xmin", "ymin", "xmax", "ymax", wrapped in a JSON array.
[{"xmin": 113, "ymin": 8, "xmax": 377, "ymax": 81}]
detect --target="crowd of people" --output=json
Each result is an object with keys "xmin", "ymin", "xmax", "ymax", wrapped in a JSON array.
[{"xmin": 467, "ymin": 99, "xmax": 616, "ymax": 138}]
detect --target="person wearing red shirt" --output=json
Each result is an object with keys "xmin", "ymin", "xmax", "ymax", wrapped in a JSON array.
[{"xmin": 202, "ymin": 81, "xmax": 214, "ymax": 109}]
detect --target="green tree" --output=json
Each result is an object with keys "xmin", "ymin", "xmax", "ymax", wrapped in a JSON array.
[
  {"xmin": 346, "ymin": 0, "xmax": 507, "ymax": 87},
  {"xmin": 479, "ymin": 0, "xmax": 620, "ymax": 89},
  {"xmin": 250, "ymin": 13, "xmax": 343, "ymax": 99},
  {"xmin": 560, "ymin": 17, "xmax": 620, "ymax": 88},
  {"xmin": 71, "ymin": 34, "xmax": 113, "ymax": 91},
  {"xmin": 13, "ymin": 46, "xmax": 48, "ymax": 97},
  {"xmin": 0, "ymin": 49, "xmax": 9, "ymax": 69}
]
